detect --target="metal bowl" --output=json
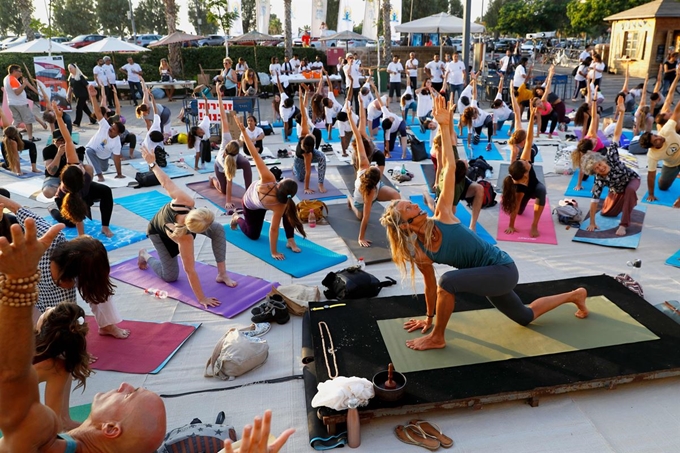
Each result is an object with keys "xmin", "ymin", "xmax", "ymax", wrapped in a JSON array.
[{"xmin": 372, "ymin": 370, "xmax": 407, "ymax": 402}]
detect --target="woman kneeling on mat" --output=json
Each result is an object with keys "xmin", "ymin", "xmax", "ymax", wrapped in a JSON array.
[
  {"xmin": 137, "ymin": 145, "xmax": 237, "ymax": 308},
  {"xmin": 231, "ymin": 112, "xmax": 306, "ymax": 260},
  {"xmin": 346, "ymin": 97, "xmax": 400, "ymax": 247},
  {"xmin": 34, "ymin": 302, "xmax": 91, "ymax": 431},
  {"xmin": 294, "ymin": 85, "xmax": 327, "ymax": 194},
  {"xmin": 501, "ymin": 105, "xmax": 545, "ymax": 238},
  {"xmin": 581, "ymin": 96, "xmax": 639, "ymax": 237},
  {"xmin": 380, "ymin": 96, "xmax": 588, "ymax": 351},
  {"xmin": 209, "ymin": 84, "xmax": 252, "ymax": 210}
]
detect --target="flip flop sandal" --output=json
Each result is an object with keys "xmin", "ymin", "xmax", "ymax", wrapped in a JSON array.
[
  {"xmin": 409, "ymin": 420, "xmax": 454, "ymax": 448},
  {"xmin": 394, "ymin": 424, "xmax": 440, "ymax": 451}
]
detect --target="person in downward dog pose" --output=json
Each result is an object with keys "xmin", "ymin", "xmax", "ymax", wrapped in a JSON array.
[{"xmin": 380, "ymin": 95, "xmax": 588, "ymax": 351}]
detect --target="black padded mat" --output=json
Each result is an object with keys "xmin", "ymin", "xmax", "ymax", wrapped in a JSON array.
[
  {"xmin": 306, "ymin": 275, "xmax": 680, "ymax": 414},
  {"xmin": 325, "ymin": 203, "xmax": 392, "ymax": 264}
]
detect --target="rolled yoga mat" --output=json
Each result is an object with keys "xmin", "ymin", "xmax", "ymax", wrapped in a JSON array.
[
  {"xmin": 130, "ymin": 161, "xmax": 193, "ymax": 179},
  {"xmin": 85, "ymin": 315, "xmax": 199, "ymax": 374},
  {"xmin": 336, "ymin": 164, "xmax": 398, "ymax": 194},
  {"xmin": 44, "ymin": 217, "xmax": 147, "ymax": 252},
  {"xmin": 325, "ymin": 202, "xmax": 393, "ymax": 265},
  {"xmin": 186, "ymin": 180, "xmax": 246, "ymax": 212},
  {"xmin": 110, "ymin": 252, "xmax": 278, "ymax": 318},
  {"xmin": 642, "ymin": 173, "xmax": 680, "ymax": 208},
  {"xmin": 224, "ymin": 223, "xmax": 347, "ymax": 278},
  {"xmin": 572, "ymin": 202, "xmax": 646, "ymax": 249},
  {"xmin": 279, "ymin": 168, "xmax": 346, "ymax": 201},
  {"xmin": 496, "ymin": 197, "xmax": 558, "ymax": 245},
  {"xmin": 564, "ymin": 170, "xmax": 609, "ymax": 199},
  {"xmin": 115, "ymin": 190, "xmax": 172, "ymax": 221}
]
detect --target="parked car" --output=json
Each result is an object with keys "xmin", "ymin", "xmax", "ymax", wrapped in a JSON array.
[
  {"xmin": 0, "ymin": 36, "xmax": 17, "ymax": 48},
  {"xmin": 135, "ymin": 34, "xmax": 162, "ymax": 47},
  {"xmin": 65, "ymin": 34, "xmax": 106, "ymax": 48},
  {"xmin": 1, "ymin": 36, "xmax": 26, "ymax": 50},
  {"xmin": 198, "ymin": 35, "xmax": 225, "ymax": 47},
  {"xmin": 182, "ymin": 40, "xmax": 199, "ymax": 48},
  {"xmin": 50, "ymin": 37, "xmax": 69, "ymax": 43},
  {"xmin": 521, "ymin": 40, "xmax": 545, "ymax": 53},
  {"xmin": 494, "ymin": 39, "xmax": 517, "ymax": 52}
]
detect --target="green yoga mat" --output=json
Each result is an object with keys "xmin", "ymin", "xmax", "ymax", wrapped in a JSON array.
[{"xmin": 377, "ymin": 295, "xmax": 659, "ymax": 373}]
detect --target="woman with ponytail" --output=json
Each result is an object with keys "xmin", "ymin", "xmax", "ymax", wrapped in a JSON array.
[
  {"xmin": 209, "ymin": 84, "xmax": 252, "ymax": 210},
  {"xmin": 346, "ymin": 97, "xmax": 400, "ymax": 247},
  {"xmin": 49, "ymin": 103, "xmax": 114, "ymax": 238},
  {"xmin": 34, "ymin": 302, "xmax": 91, "ymax": 431},
  {"xmin": 1, "ymin": 125, "xmax": 38, "ymax": 175},
  {"xmin": 501, "ymin": 105, "xmax": 546, "ymax": 238},
  {"xmin": 188, "ymin": 92, "xmax": 212, "ymax": 170},
  {"xmin": 135, "ymin": 78, "xmax": 171, "ymax": 133},
  {"xmin": 231, "ymin": 112, "xmax": 305, "ymax": 260},
  {"xmin": 379, "ymin": 95, "xmax": 588, "ymax": 352}
]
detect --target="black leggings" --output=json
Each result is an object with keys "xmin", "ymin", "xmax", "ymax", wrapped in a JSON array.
[
  {"xmin": 1, "ymin": 140, "xmax": 37, "ymax": 165},
  {"xmin": 120, "ymin": 131, "xmax": 137, "ymax": 150},
  {"xmin": 474, "ymin": 116, "xmax": 494, "ymax": 142},
  {"xmin": 518, "ymin": 181, "xmax": 547, "ymax": 215},
  {"xmin": 312, "ymin": 128, "xmax": 322, "ymax": 149},
  {"xmin": 237, "ymin": 205, "xmax": 295, "ymax": 240},
  {"xmin": 573, "ymin": 80, "xmax": 587, "ymax": 99},
  {"xmin": 73, "ymin": 95, "xmax": 93, "ymax": 126},
  {"xmin": 85, "ymin": 182, "xmax": 113, "ymax": 227},
  {"xmin": 540, "ymin": 110, "xmax": 558, "ymax": 134},
  {"xmin": 438, "ymin": 262, "xmax": 534, "ymax": 326}
]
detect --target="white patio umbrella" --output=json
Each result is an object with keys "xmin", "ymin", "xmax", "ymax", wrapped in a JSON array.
[
  {"xmin": 395, "ymin": 12, "xmax": 485, "ymax": 59},
  {"xmin": 79, "ymin": 37, "xmax": 150, "ymax": 53},
  {"xmin": 0, "ymin": 38, "xmax": 82, "ymax": 54}
]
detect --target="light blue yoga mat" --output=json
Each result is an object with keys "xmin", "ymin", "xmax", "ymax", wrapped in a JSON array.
[
  {"xmin": 224, "ymin": 222, "xmax": 347, "ymax": 278},
  {"xmin": 274, "ymin": 126, "xmax": 299, "ymax": 142},
  {"xmin": 572, "ymin": 204, "xmax": 646, "ymax": 249},
  {"xmin": 642, "ymin": 174, "xmax": 680, "ymax": 208},
  {"xmin": 410, "ymin": 194, "xmax": 496, "ymax": 245},
  {"xmin": 44, "ymin": 217, "xmax": 147, "ymax": 252},
  {"xmin": 665, "ymin": 249, "xmax": 680, "ymax": 268},
  {"xmin": 130, "ymin": 161, "xmax": 193, "ymax": 178},
  {"xmin": 46, "ymin": 132, "xmax": 80, "ymax": 146},
  {"xmin": 565, "ymin": 170, "xmax": 610, "ymax": 199},
  {"xmin": 116, "ymin": 190, "xmax": 171, "ymax": 221},
  {"xmin": 0, "ymin": 158, "xmax": 44, "ymax": 179}
]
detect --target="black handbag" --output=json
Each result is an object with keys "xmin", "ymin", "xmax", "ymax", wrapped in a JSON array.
[
  {"xmin": 135, "ymin": 171, "xmax": 160, "ymax": 188},
  {"xmin": 154, "ymin": 146, "xmax": 168, "ymax": 167},
  {"xmin": 322, "ymin": 266, "xmax": 396, "ymax": 300},
  {"xmin": 200, "ymin": 139, "xmax": 212, "ymax": 163}
]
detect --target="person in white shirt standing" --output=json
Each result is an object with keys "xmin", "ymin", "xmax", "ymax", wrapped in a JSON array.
[
  {"xmin": 93, "ymin": 58, "xmax": 109, "ymax": 106},
  {"xmin": 590, "ymin": 53, "xmax": 605, "ymax": 89},
  {"xmin": 291, "ymin": 54, "xmax": 301, "ymax": 74},
  {"xmin": 425, "ymin": 54, "xmax": 445, "ymax": 92},
  {"xmin": 344, "ymin": 53, "xmax": 362, "ymax": 113},
  {"xmin": 498, "ymin": 50, "xmax": 513, "ymax": 75},
  {"xmin": 386, "ymin": 55, "xmax": 404, "ymax": 103},
  {"xmin": 443, "ymin": 52, "xmax": 466, "ymax": 103},
  {"xmin": 102, "ymin": 56, "xmax": 116, "ymax": 108},
  {"xmin": 579, "ymin": 45, "xmax": 592, "ymax": 64},
  {"xmin": 119, "ymin": 57, "xmax": 143, "ymax": 106},
  {"xmin": 3, "ymin": 64, "xmax": 41, "ymax": 142},
  {"xmin": 405, "ymin": 52, "xmax": 419, "ymax": 90}
]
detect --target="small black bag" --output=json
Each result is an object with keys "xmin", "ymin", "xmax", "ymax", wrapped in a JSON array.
[
  {"xmin": 270, "ymin": 166, "xmax": 283, "ymax": 182},
  {"xmin": 322, "ymin": 266, "xmax": 396, "ymax": 300},
  {"xmin": 135, "ymin": 171, "xmax": 160, "ymax": 188},
  {"xmin": 407, "ymin": 131, "xmax": 428, "ymax": 162},
  {"xmin": 200, "ymin": 139, "xmax": 212, "ymax": 163},
  {"xmin": 161, "ymin": 74, "xmax": 172, "ymax": 82},
  {"xmin": 154, "ymin": 146, "xmax": 168, "ymax": 167}
]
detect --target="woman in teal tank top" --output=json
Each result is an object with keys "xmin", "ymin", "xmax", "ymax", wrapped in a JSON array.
[{"xmin": 381, "ymin": 96, "xmax": 589, "ymax": 351}]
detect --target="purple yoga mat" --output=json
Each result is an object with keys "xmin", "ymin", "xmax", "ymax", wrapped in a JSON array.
[
  {"xmin": 186, "ymin": 180, "xmax": 246, "ymax": 212},
  {"xmin": 110, "ymin": 253, "xmax": 278, "ymax": 318},
  {"xmin": 280, "ymin": 168, "xmax": 345, "ymax": 201},
  {"xmin": 574, "ymin": 129, "xmax": 611, "ymax": 147}
]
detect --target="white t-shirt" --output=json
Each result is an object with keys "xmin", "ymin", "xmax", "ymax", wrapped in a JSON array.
[
  {"xmin": 337, "ymin": 106, "xmax": 359, "ymax": 137},
  {"xmin": 310, "ymin": 61, "xmax": 324, "ymax": 70},
  {"xmin": 493, "ymin": 92, "xmax": 512, "ymax": 122},
  {"xmin": 405, "ymin": 58, "xmax": 419, "ymax": 77},
  {"xmin": 590, "ymin": 62, "xmax": 605, "ymax": 80},
  {"xmin": 387, "ymin": 61, "xmax": 403, "ymax": 83},
  {"xmin": 579, "ymin": 50, "xmax": 591, "ymax": 62},
  {"xmin": 121, "ymin": 63, "xmax": 142, "ymax": 82},
  {"xmin": 290, "ymin": 58, "xmax": 301, "ymax": 74},
  {"xmin": 344, "ymin": 62, "xmax": 362, "ymax": 88},
  {"xmin": 513, "ymin": 65, "xmax": 526, "ymax": 88},
  {"xmin": 93, "ymin": 65, "xmax": 108, "ymax": 86},
  {"xmin": 324, "ymin": 92, "xmax": 343, "ymax": 123},
  {"xmin": 279, "ymin": 93, "xmax": 296, "ymax": 122},
  {"xmin": 469, "ymin": 100, "xmax": 490, "ymax": 128},
  {"xmin": 142, "ymin": 114, "xmax": 164, "ymax": 151},
  {"xmin": 647, "ymin": 120, "xmax": 680, "ymax": 169},
  {"xmin": 193, "ymin": 116, "xmax": 211, "ymax": 155},
  {"xmin": 367, "ymin": 100, "xmax": 383, "ymax": 121},
  {"xmin": 425, "ymin": 60, "xmax": 444, "ymax": 83},
  {"xmin": 359, "ymin": 83, "xmax": 374, "ymax": 107},
  {"xmin": 102, "ymin": 63, "xmax": 116, "ymax": 83},
  {"xmin": 416, "ymin": 91, "xmax": 433, "ymax": 118},
  {"xmin": 457, "ymin": 83, "xmax": 474, "ymax": 114},
  {"xmin": 381, "ymin": 106, "xmax": 402, "ymax": 140},
  {"xmin": 574, "ymin": 64, "xmax": 588, "ymax": 82},
  {"xmin": 3, "ymin": 75, "xmax": 27, "ymax": 106},
  {"xmin": 240, "ymin": 126, "xmax": 264, "ymax": 143},
  {"xmin": 269, "ymin": 63, "xmax": 282, "ymax": 78},
  {"xmin": 215, "ymin": 132, "xmax": 235, "ymax": 173},
  {"xmin": 86, "ymin": 118, "xmax": 122, "ymax": 159},
  {"xmin": 499, "ymin": 56, "xmax": 511, "ymax": 72},
  {"xmin": 445, "ymin": 61, "xmax": 466, "ymax": 85}
]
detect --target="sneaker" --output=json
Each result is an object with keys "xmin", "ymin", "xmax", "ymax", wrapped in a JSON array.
[
  {"xmin": 239, "ymin": 322, "xmax": 271, "ymax": 337},
  {"xmin": 251, "ymin": 294, "xmax": 284, "ymax": 316},
  {"xmin": 251, "ymin": 300, "xmax": 288, "ymax": 324}
]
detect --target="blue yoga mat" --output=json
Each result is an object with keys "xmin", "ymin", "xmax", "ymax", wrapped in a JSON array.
[
  {"xmin": 374, "ymin": 142, "xmax": 418, "ymax": 161},
  {"xmin": 642, "ymin": 174, "xmax": 680, "ymax": 208},
  {"xmin": 465, "ymin": 140, "xmax": 503, "ymax": 160},
  {"xmin": 572, "ymin": 204, "xmax": 646, "ymax": 249},
  {"xmin": 565, "ymin": 170, "xmax": 610, "ymax": 199},
  {"xmin": 195, "ymin": 165, "xmax": 214, "ymax": 174},
  {"xmin": 665, "ymin": 249, "xmax": 680, "ymax": 268},
  {"xmin": 409, "ymin": 195, "xmax": 496, "ymax": 245},
  {"xmin": 116, "ymin": 190, "xmax": 171, "ymax": 221},
  {"xmin": 130, "ymin": 161, "xmax": 193, "ymax": 179},
  {"xmin": 44, "ymin": 217, "xmax": 147, "ymax": 251},
  {"xmin": 409, "ymin": 127, "xmax": 432, "ymax": 143},
  {"xmin": 46, "ymin": 132, "xmax": 80, "ymax": 146},
  {"xmin": 454, "ymin": 121, "xmax": 510, "ymax": 140},
  {"xmin": 224, "ymin": 222, "xmax": 347, "ymax": 278},
  {"xmin": 274, "ymin": 127, "xmax": 299, "ymax": 142}
]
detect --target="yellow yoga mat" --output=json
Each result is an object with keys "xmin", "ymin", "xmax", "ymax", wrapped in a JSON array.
[{"xmin": 377, "ymin": 296, "xmax": 660, "ymax": 373}]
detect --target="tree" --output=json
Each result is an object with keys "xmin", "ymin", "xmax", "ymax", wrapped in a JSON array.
[
  {"xmin": 16, "ymin": 0, "xmax": 35, "ymax": 40},
  {"xmin": 449, "ymin": 0, "xmax": 464, "ymax": 17},
  {"xmin": 269, "ymin": 13, "xmax": 283, "ymax": 35},
  {"xmin": 188, "ymin": 0, "xmax": 218, "ymax": 35},
  {"xmin": 382, "ymin": 0, "xmax": 392, "ymax": 62},
  {"xmin": 326, "ymin": 0, "xmax": 339, "ymax": 30},
  {"xmin": 567, "ymin": 0, "xmax": 646, "ymax": 35},
  {"xmin": 97, "ymin": 0, "xmax": 131, "ymax": 37},
  {"xmin": 241, "ymin": 0, "xmax": 256, "ymax": 34},
  {"xmin": 353, "ymin": 23, "xmax": 363, "ymax": 34},
  {"xmin": 284, "ymin": 0, "xmax": 292, "ymax": 57},
  {"xmin": 0, "ymin": 0, "xmax": 26, "ymax": 36},
  {"xmin": 52, "ymin": 0, "xmax": 98, "ymax": 36},
  {"xmin": 495, "ymin": 1, "xmax": 533, "ymax": 36},
  {"xmin": 163, "ymin": 0, "xmax": 182, "ymax": 77},
  {"xmin": 483, "ymin": 0, "xmax": 510, "ymax": 34},
  {"xmin": 29, "ymin": 18, "xmax": 58, "ymax": 38},
  {"xmin": 401, "ymin": 0, "xmax": 449, "ymax": 23},
  {"xmin": 135, "ymin": 0, "xmax": 169, "ymax": 34},
  {"xmin": 494, "ymin": 0, "xmax": 571, "ymax": 37}
]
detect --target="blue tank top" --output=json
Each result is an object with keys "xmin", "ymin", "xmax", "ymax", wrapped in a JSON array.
[{"xmin": 420, "ymin": 220, "xmax": 514, "ymax": 269}]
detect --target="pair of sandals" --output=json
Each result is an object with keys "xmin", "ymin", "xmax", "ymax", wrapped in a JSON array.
[
  {"xmin": 394, "ymin": 420, "xmax": 453, "ymax": 451},
  {"xmin": 320, "ymin": 144, "xmax": 334, "ymax": 152},
  {"xmin": 277, "ymin": 149, "xmax": 290, "ymax": 158}
]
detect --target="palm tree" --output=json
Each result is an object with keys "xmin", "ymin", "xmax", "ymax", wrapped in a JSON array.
[
  {"xmin": 16, "ymin": 0, "xmax": 35, "ymax": 41},
  {"xmin": 284, "ymin": 0, "xmax": 292, "ymax": 58},
  {"xmin": 382, "ymin": 0, "xmax": 392, "ymax": 62},
  {"xmin": 163, "ymin": 0, "xmax": 182, "ymax": 76}
]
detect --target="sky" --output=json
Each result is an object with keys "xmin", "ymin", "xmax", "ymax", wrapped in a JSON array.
[{"xmin": 32, "ymin": 0, "xmax": 485, "ymax": 37}]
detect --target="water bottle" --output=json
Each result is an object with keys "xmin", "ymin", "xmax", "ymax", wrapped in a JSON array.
[
  {"xmin": 308, "ymin": 209, "xmax": 317, "ymax": 228},
  {"xmin": 401, "ymin": 164, "xmax": 406, "ymax": 175},
  {"xmin": 178, "ymin": 151, "xmax": 185, "ymax": 168},
  {"xmin": 346, "ymin": 398, "xmax": 361, "ymax": 448},
  {"xmin": 627, "ymin": 259, "xmax": 642, "ymax": 281},
  {"xmin": 145, "ymin": 288, "xmax": 168, "ymax": 299},
  {"xmin": 357, "ymin": 257, "xmax": 366, "ymax": 270}
]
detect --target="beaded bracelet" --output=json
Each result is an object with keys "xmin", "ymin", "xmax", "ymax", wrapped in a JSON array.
[
  {"xmin": 426, "ymin": 313, "xmax": 435, "ymax": 318},
  {"xmin": 0, "ymin": 270, "xmax": 41, "ymax": 307}
]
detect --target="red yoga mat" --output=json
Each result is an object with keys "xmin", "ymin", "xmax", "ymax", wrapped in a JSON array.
[{"xmin": 86, "ymin": 316, "xmax": 199, "ymax": 374}]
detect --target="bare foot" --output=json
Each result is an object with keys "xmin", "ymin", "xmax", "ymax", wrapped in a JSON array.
[
  {"xmin": 530, "ymin": 226, "xmax": 540, "ymax": 238},
  {"xmin": 97, "ymin": 175, "xmax": 105, "ymax": 182},
  {"xmin": 98, "ymin": 324, "xmax": 131, "ymax": 339},
  {"xmin": 406, "ymin": 333, "xmax": 446, "ymax": 351},
  {"xmin": 209, "ymin": 175, "xmax": 222, "ymax": 192},
  {"xmin": 230, "ymin": 212, "xmax": 240, "ymax": 230},
  {"xmin": 114, "ymin": 174, "xmax": 125, "ymax": 179},
  {"xmin": 216, "ymin": 272, "xmax": 238, "ymax": 287},
  {"xmin": 286, "ymin": 241, "xmax": 301, "ymax": 253},
  {"xmin": 129, "ymin": 150, "xmax": 135, "ymax": 159},
  {"xmin": 31, "ymin": 166, "xmax": 39, "ymax": 173},
  {"xmin": 87, "ymin": 353, "xmax": 98, "ymax": 364},
  {"xmin": 615, "ymin": 225, "xmax": 627, "ymax": 236},
  {"xmin": 572, "ymin": 287, "xmax": 589, "ymax": 319},
  {"xmin": 469, "ymin": 224, "xmax": 477, "ymax": 233},
  {"xmin": 138, "ymin": 249, "xmax": 149, "ymax": 270},
  {"xmin": 101, "ymin": 226, "xmax": 114, "ymax": 238}
]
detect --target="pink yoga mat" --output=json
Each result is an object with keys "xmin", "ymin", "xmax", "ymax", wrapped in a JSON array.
[
  {"xmin": 496, "ymin": 197, "xmax": 558, "ymax": 245},
  {"xmin": 110, "ymin": 254, "xmax": 278, "ymax": 318},
  {"xmin": 86, "ymin": 316, "xmax": 198, "ymax": 374}
]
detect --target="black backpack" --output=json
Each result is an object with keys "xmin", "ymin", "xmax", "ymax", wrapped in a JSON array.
[
  {"xmin": 467, "ymin": 156, "xmax": 493, "ymax": 181},
  {"xmin": 322, "ymin": 266, "xmax": 396, "ymax": 300},
  {"xmin": 154, "ymin": 146, "xmax": 168, "ymax": 167}
]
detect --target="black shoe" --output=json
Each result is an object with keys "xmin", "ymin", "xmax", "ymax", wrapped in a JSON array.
[
  {"xmin": 251, "ymin": 294, "xmax": 284, "ymax": 316},
  {"xmin": 251, "ymin": 299, "xmax": 288, "ymax": 324}
]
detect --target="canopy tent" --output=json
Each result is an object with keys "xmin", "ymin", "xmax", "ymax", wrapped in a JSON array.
[
  {"xmin": 229, "ymin": 31, "xmax": 280, "ymax": 68},
  {"xmin": 0, "ymin": 38, "xmax": 82, "ymax": 54},
  {"xmin": 148, "ymin": 32, "xmax": 204, "ymax": 47},
  {"xmin": 395, "ymin": 13, "xmax": 485, "ymax": 60},
  {"xmin": 318, "ymin": 30, "xmax": 374, "ymax": 52},
  {"xmin": 79, "ymin": 37, "xmax": 150, "ymax": 53}
]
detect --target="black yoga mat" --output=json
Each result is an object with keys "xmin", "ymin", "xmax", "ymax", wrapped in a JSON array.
[
  {"xmin": 421, "ymin": 164, "xmax": 436, "ymax": 194},
  {"xmin": 336, "ymin": 165, "xmax": 397, "ymax": 194},
  {"xmin": 325, "ymin": 203, "xmax": 392, "ymax": 265},
  {"xmin": 496, "ymin": 163, "xmax": 545, "ymax": 188}
]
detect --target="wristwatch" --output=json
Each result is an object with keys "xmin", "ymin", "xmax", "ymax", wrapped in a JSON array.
[{"xmin": 149, "ymin": 162, "xmax": 157, "ymax": 169}]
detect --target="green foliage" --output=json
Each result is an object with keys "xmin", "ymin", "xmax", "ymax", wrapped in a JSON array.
[
  {"xmin": 188, "ymin": 0, "xmax": 218, "ymax": 35},
  {"xmin": 135, "ymin": 0, "xmax": 170, "ymax": 34},
  {"xmin": 52, "ymin": 0, "xmax": 98, "ymax": 36},
  {"xmin": 0, "ymin": 0, "xmax": 25, "ymax": 35},
  {"xmin": 495, "ymin": 1, "xmax": 532, "ymax": 36},
  {"xmin": 29, "ymin": 19, "xmax": 58, "ymax": 38},
  {"xmin": 327, "ymin": 0, "xmax": 339, "ymax": 30},
  {"xmin": 207, "ymin": 0, "xmax": 239, "ymax": 34},
  {"xmin": 97, "ymin": 0, "xmax": 131, "ymax": 36},
  {"xmin": 269, "ymin": 14, "xmax": 283, "ymax": 35},
  {"xmin": 241, "ymin": 0, "xmax": 256, "ymax": 33},
  {"xmin": 483, "ymin": 0, "xmax": 510, "ymax": 33},
  {"xmin": 495, "ymin": 0, "xmax": 571, "ymax": 36},
  {"xmin": 567, "ymin": 0, "xmax": 647, "ymax": 35},
  {"xmin": 353, "ymin": 23, "xmax": 363, "ymax": 34},
  {"xmin": 449, "ymin": 0, "xmax": 464, "ymax": 17},
  {"xmin": 401, "ymin": 0, "xmax": 449, "ymax": 22}
]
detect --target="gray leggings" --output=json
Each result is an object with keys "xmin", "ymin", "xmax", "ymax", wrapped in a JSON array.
[
  {"xmin": 147, "ymin": 222, "xmax": 226, "ymax": 282},
  {"xmin": 438, "ymin": 262, "xmax": 534, "ymax": 326}
]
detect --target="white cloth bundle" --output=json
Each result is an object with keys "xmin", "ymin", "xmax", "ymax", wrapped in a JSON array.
[{"xmin": 311, "ymin": 377, "xmax": 374, "ymax": 411}]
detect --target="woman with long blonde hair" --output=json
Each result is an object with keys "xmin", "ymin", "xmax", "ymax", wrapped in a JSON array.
[
  {"xmin": 380, "ymin": 96, "xmax": 588, "ymax": 351},
  {"xmin": 158, "ymin": 58, "xmax": 174, "ymax": 100}
]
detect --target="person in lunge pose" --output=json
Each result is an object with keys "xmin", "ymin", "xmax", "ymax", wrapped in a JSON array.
[{"xmin": 380, "ymin": 95, "xmax": 588, "ymax": 351}]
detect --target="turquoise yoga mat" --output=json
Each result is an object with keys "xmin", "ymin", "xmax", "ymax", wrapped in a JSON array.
[
  {"xmin": 565, "ymin": 170, "xmax": 610, "ymax": 199},
  {"xmin": 116, "ymin": 190, "xmax": 171, "ymax": 221},
  {"xmin": 642, "ymin": 173, "xmax": 680, "ymax": 208},
  {"xmin": 43, "ymin": 217, "xmax": 147, "ymax": 252},
  {"xmin": 665, "ymin": 249, "xmax": 680, "ymax": 269},
  {"xmin": 410, "ymin": 194, "xmax": 497, "ymax": 245},
  {"xmin": 224, "ymin": 222, "xmax": 347, "ymax": 278},
  {"xmin": 130, "ymin": 161, "xmax": 193, "ymax": 178}
]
